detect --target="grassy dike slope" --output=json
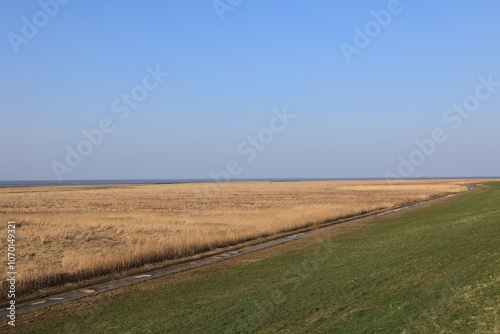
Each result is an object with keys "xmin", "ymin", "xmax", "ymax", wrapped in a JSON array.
[{"xmin": 18, "ymin": 183, "xmax": 500, "ymax": 333}]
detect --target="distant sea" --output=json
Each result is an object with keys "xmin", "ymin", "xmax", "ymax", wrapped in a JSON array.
[
  {"xmin": 0, "ymin": 179, "xmax": 212, "ymax": 188},
  {"xmin": 0, "ymin": 177, "xmax": 496, "ymax": 188},
  {"xmin": 0, "ymin": 178, "xmax": 347, "ymax": 188}
]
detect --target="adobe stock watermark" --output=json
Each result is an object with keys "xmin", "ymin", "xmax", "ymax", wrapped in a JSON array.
[
  {"xmin": 213, "ymin": 0, "xmax": 243, "ymax": 21},
  {"xmin": 178, "ymin": 106, "xmax": 296, "ymax": 226},
  {"xmin": 237, "ymin": 238, "xmax": 335, "ymax": 332},
  {"xmin": 7, "ymin": 0, "xmax": 71, "ymax": 54},
  {"xmin": 179, "ymin": 106, "xmax": 296, "ymax": 222},
  {"xmin": 385, "ymin": 74, "xmax": 499, "ymax": 181},
  {"xmin": 340, "ymin": 0, "xmax": 405, "ymax": 64},
  {"xmin": 51, "ymin": 64, "xmax": 168, "ymax": 181},
  {"xmin": 208, "ymin": 106, "xmax": 296, "ymax": 183},
  {"xmin": 5, "ymin": 221, "xmax": 17, "ymax": 327}
]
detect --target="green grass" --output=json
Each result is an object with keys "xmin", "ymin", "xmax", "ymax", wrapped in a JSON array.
[{"xmin": 19, "ymin": 183, "xmax": 500, "ymax": 333}]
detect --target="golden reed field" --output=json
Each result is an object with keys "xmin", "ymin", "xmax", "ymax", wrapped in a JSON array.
[{"xmin": 0, "ymin": 179, "xmax": 475, "ymax": 299}]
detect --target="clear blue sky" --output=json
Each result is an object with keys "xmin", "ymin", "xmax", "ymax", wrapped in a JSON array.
[{"xmin": 1, "ymin": 0, "xmax": 499, "ymax": 181}]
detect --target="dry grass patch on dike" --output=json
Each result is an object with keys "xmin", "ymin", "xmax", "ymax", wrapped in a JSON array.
[{"xmin": 0, "ymin": 179, "xmax": 474, "ymax": 300}]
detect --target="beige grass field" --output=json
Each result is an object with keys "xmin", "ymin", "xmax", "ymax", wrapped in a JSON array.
[{"xmin": 0, "ymin": 179, "xmax": 476, "ymax": 299}]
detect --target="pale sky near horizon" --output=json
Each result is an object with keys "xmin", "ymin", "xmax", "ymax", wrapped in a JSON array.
[{"xmin": 1, "ymin": 0, "xmax": 499, "ymax": 181}]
